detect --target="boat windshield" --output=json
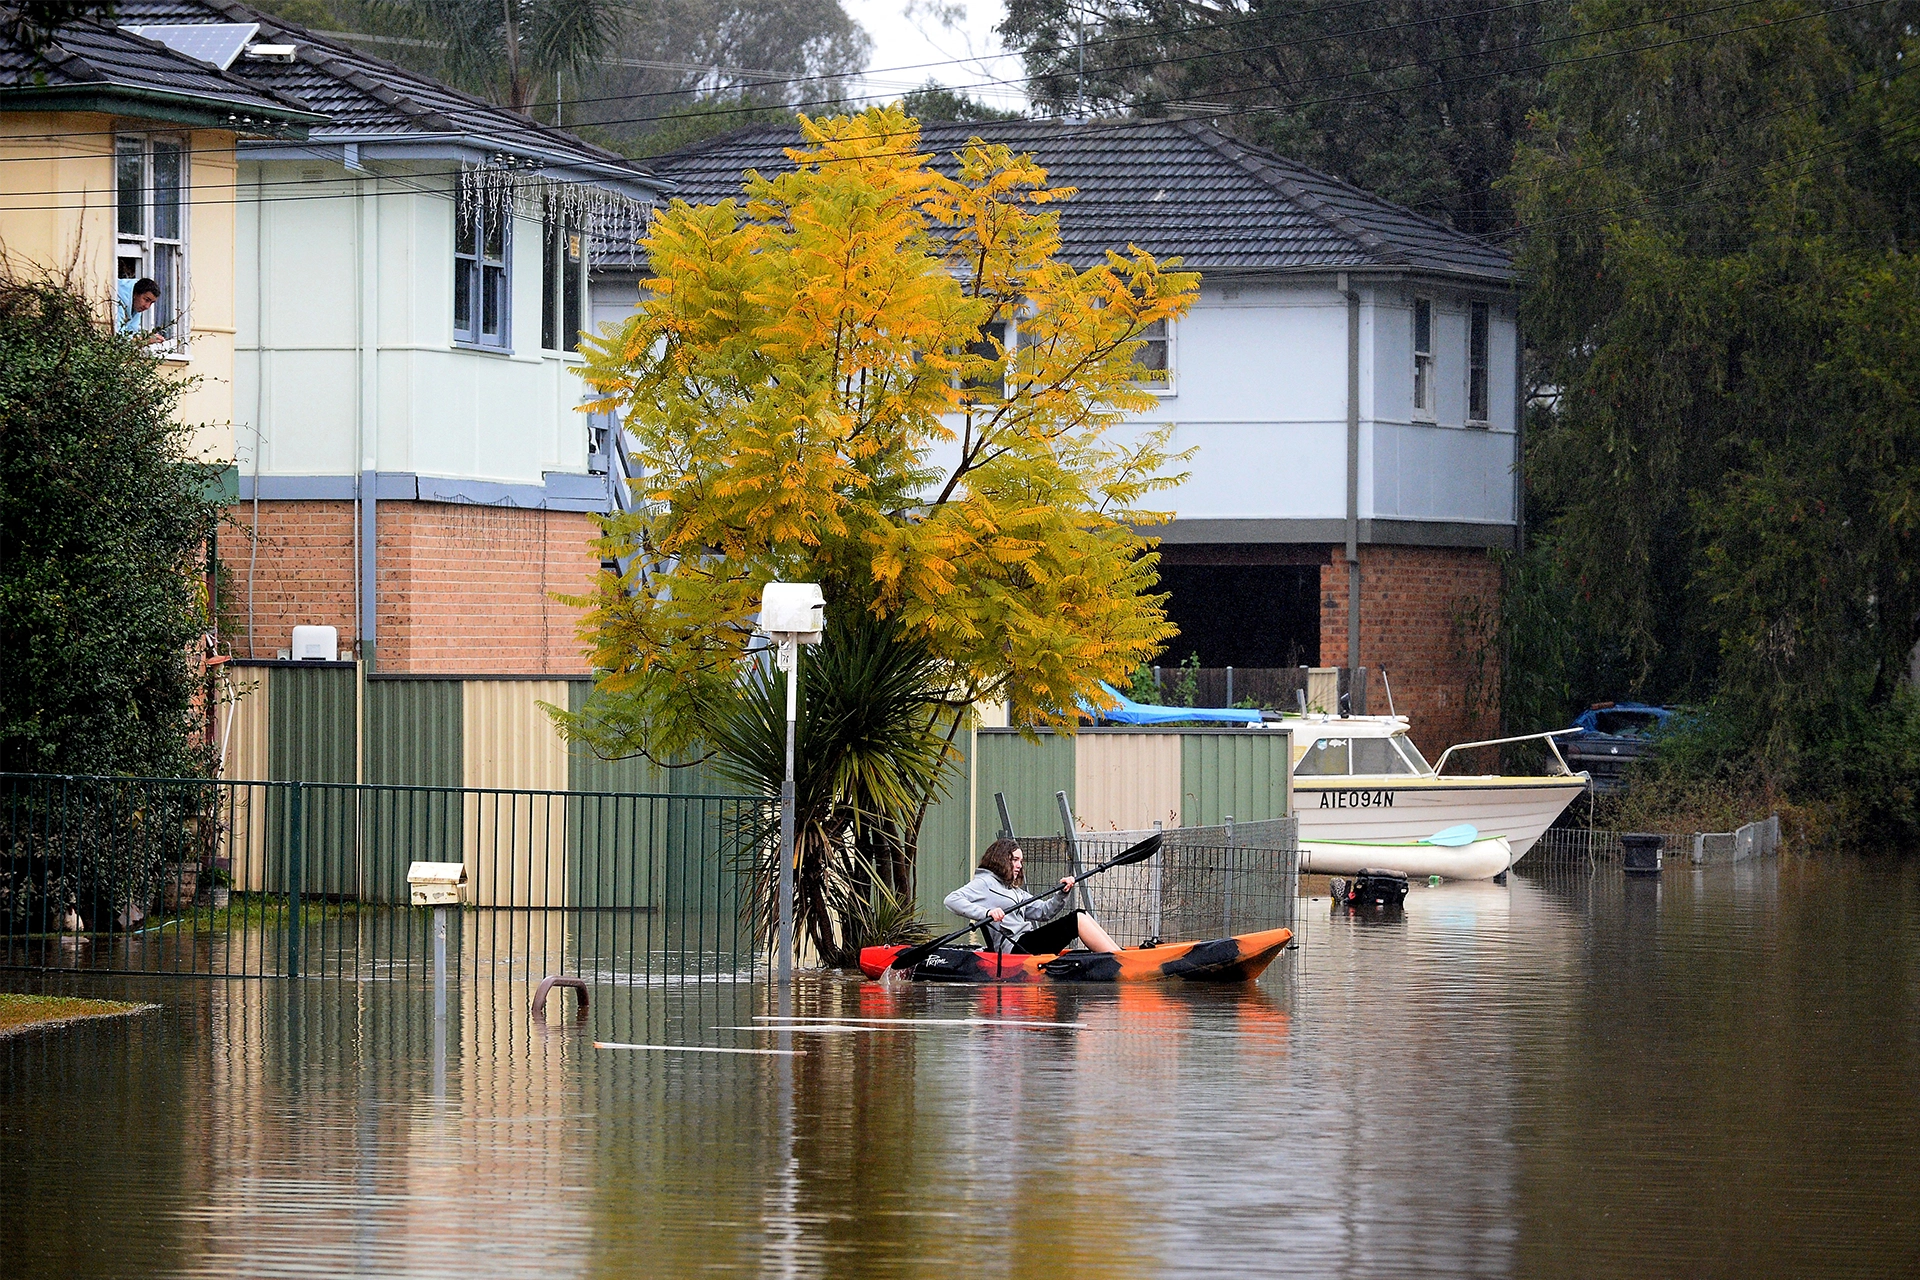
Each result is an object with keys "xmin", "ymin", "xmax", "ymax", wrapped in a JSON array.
[
  {"xmin": 1294, "ymin": 734, "xmax": 1430, "ymax": 777},
  {"xmin": 1391, "ymin": 733, "xmax": 1432, "ymax": 775}
]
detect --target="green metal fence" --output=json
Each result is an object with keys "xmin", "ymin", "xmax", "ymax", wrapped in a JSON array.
[{"xmin": 0, "ymin": 773, "xmax": 767, "ymax": 983}]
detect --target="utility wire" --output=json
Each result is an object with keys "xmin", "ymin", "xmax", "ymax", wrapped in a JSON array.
[{"xmin": 0, "ymin": 0, "xmax": 1893, "ymax": 227}]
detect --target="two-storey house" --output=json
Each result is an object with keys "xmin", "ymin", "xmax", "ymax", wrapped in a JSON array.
[
  {"xmin": 620, "ymin": 119, "xmax": 1518, "ymax": 750},
  {"xmin": 109, "ymin": 0, "xmax": 667, "ymax": 675}
]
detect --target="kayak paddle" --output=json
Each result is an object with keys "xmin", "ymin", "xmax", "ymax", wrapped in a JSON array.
[
  {"xmin": 1421, "ymin": 824, "xmax": 1480, "ymax": 847},
  {"xmin": 886, "ymin": 831, "xmax": 1164, "ymax": 973}
]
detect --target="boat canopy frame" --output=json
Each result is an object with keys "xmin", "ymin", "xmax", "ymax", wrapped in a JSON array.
[{"xmin": 1432, "ymin": 728, "xmax": 1584, "ymax": 778}]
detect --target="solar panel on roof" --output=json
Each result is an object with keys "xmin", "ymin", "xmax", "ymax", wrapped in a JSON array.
[{"xmin": 123, "ymin": 22, "xmax": 259, "ymax": 70}]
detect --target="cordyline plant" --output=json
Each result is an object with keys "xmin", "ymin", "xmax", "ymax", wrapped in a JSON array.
[
  {"xmin": 556, "ymin": 107, "xmax": 1197, "ymax": 955},
  {"xmin": 565, "ymin": 105, "xmax": 1196, "ymax": 747}
]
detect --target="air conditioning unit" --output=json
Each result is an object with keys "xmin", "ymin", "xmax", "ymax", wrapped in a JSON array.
[{"xmin": 291, "ymin": 625, "xmax": 338, "ymax": 661}]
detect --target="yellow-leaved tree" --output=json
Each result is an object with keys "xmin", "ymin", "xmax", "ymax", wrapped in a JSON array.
[{"xmin": 558, "ymin": 107, "xmax": 1197, "ymax": 955}]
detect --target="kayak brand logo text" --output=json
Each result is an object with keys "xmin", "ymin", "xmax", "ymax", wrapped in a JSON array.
[{"xmin": 1318, "ymin": 790, "xmax": 1396, "ymax": 809}]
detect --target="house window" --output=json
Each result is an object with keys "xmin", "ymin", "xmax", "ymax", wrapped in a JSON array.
[
  {"xmin": 454, "ymin": 188, "xmax": 510, "ymax": 349},
  {"xmin": 115, "ymin": 135, "xmax": 186, "ymax": 350},
  {"xmin": 1132, "ymin": 317, "xmax": 1172, "ymax": 389},
  {"xmin": 541, "ymin": 214, "xmax": 584, "ymax": 352},
  {"xmin": 1467, "ymin": 300, "xmax": 1490, "ymax": 424},
  {"xmin": 960, "ymin": 318, "xmax": 1010, "ymax": 399},
  {"xmin": 1412, "ymin": 296, "xmax": 1434, "ymax": 417}
]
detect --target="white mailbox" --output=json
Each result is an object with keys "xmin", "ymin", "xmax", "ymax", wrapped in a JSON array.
[
  {"xmin": 407, "ymin": 861, "xmax": 467, "ymax": 907},
  {"xmin": 760, "ymin": 582, "xmax": 824, "ymax": 643}
]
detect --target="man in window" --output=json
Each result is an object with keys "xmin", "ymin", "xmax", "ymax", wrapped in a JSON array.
[{"xmin": 117, "ymin": 276, "xmax": 164, "ymax": 346}]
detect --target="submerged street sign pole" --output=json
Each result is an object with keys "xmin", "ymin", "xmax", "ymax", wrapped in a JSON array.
[{"xmin": 761, "ymin": 583, "xmax": 825, "ymax": 985}]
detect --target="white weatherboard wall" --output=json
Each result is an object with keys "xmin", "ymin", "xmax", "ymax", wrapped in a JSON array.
[
  {"xmin": 1121, "ymin": 280, "xmax": 1518, "ymax": 533},
  {"xmin": 236, "ymin": 162, "xmax": 593, "ymax": 488}
]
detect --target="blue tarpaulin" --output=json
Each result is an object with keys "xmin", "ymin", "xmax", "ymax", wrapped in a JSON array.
[{"xmin": 1082, "ymin": 682, "xmax": 1266, "ymax": 726}]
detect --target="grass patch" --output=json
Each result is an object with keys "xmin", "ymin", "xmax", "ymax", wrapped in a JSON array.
[{"xmin": 0, "ymin": 992, "xmax": 153, "ymax": 1038}]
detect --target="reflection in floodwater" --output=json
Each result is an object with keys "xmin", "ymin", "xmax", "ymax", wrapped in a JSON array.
[{"xmin": 3, "ymin": 856, "xmax": 1919, "ymax": 1277}]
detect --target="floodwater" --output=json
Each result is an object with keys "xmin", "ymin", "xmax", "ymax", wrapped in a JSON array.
[{"xmin": 4, "ymin": 855, "xmax": 1919, "ymax": 1278}]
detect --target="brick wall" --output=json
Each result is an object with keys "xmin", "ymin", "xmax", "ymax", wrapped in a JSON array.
[
  {"xmin": 378, "ymin": 503, "xmax": 601, "ymax": 674},
  {"xmin": 219, "ymin": 500, "xmax": 604, "ymax": 673},
  {"xmin": 219, "ymin": 500, "xmax": 356, "ymax": 659},
  {"xmin": 1320, "ymin": 545, "xmax": 1502, "ymax": 758}
]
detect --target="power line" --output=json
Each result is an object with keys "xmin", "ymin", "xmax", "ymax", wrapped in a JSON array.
[{"xmin": 0, "ymin": 0, "xmax": 1890, "ymax": 226}]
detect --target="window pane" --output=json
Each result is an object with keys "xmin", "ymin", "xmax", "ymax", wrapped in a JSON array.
[
  {"xmin": 1392, "ymin": 735, "xmax": 1433, "ymax": 774},
  {"xmin": 1293, "ymin": 737, "xmax": 1351, "ymax": 776},
  {"xmin": 1469, "ymin": 301, "xmax": 1488, "ymax": 363},
  {"xmin": 116, "ymin": 138, "xmax": 143, "ymax": 237},
  {"xmin": 482, "ymin": 204, "xmax": 504, "ymax": 261},
  {"xmin": 963, "ymin": 319, "xmax": 1007, "ymax": 393},
  {"xmin": 1132, "ymin": 318, "xmax": 1169, "ymax": 386},
  {"xmin": 1414, "ymin": 355, "xmax": 1431, "ymax": 412},
  {"xmin": 562, "ymin": 227, "xmax": 582, "ymax": 351},
  {"xmin": 454, "ymin": 262, "xmax": 472, "ymax": 335},
  {"xmin": 1353, "ymin": 737, "xmax": 1416, "ymax": 775},
  {"xmin": 1413, "ymin": 298, "xmax": 1431, "ymax": 354},
  {"xmin": 151, "ymin": 243, "xmax": 180, "ymax": 335},
  {"xmin": 455, "ymin": 189, "xmax": 476, "ymax": 257},
  {"xmin": 482, "ymin": 264, "xmax": 503, "ymax": 337},
  {"xmin": 1469, "ymin": 367, "xmax": 1489, "ymax": 421},
  {"xmin": 151, "ymin": 140, "xmax": 182, "ymax": 241},
  {"xmin": 541, "ymin": 217, "xmax": 558, "ymax": 350},
  {"xmin": 1468, "ymin": 301, "xmax": 1490, "ymax": 421}
]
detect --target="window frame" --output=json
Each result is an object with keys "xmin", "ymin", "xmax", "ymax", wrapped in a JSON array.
[
  {"xmin": 1467, "ymin": 299, "xmax": 1490, "ymax": 425},
  {"xmin": 1131, "ymin": 315, "xmax": 1175, "ymax": 394},
  {"xmin": 540, "ymin": 212, "xmax": 586, "ymax": 354},
  {"xmin": 114, "ymin": 133, "xmax": 189, "ymax": 356},
  {"xmin": 454, "ymin": 188, "xmax": 512, "ymax": 351},
  {"xmin": 1411, "ymin": 296, "xmax": 1434, "ymax": 420}
]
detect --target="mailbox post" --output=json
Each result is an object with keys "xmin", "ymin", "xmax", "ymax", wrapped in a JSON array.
[
  {"xmin": 408, "ymin": 861, "xmax": 466, "ymax": 1095},
  {"xmin": 760, "ymin": 583, "xmax": 824, "ymax": 984}
]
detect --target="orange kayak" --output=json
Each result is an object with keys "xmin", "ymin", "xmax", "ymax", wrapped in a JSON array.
[{"xmin": 858, "ymin": 926, "xmax": 1293, "ymax": 984}]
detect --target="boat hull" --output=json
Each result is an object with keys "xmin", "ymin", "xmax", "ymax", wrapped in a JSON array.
[
  {"xmin": 859, "ymin": 926, "xmax": 1293, "ymax": 984},
  {"xmin": 1301, "ymin": 835, "xmax": 1514, "ymax": 880},
  {"xmin": 1293, "ymin": 778, "xmax": 1586, "ymax": 858}
]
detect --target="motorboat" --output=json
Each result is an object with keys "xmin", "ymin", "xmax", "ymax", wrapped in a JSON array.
[
  {"xmin": 1302, "ymin": 831, "xmax": 1516, "ymax": 880},
  {"xmin": 1281, "ymin": 713, "xmax": 1588, "ymax": 871}
]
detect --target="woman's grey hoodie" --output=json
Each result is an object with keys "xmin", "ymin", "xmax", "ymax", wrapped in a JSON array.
[{"xmin": 943, "ymin": 868, "xmax": 1068, "ymax": 951}]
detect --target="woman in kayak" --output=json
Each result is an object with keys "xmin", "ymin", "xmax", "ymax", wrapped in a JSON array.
[{"xmin": 944, "ymin": 838, "xmax": 1123, "ymax": 955}]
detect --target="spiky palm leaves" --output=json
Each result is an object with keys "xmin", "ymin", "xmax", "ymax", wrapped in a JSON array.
[{"xmin": 704, "ymin": 613, "xmax": 956, "ymax": 967}]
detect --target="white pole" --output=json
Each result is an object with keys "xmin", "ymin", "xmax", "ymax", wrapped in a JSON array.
[{"xmin": 777, "ymin": 639, "xmax": 798, "ymax": 984}]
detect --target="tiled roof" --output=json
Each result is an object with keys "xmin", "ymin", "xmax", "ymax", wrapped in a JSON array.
[
  {"xmin": 109, "ymin": 0, "xmax": 660, "ymax": 184},
  {"xmin": 0, "ymin": 17, "xmax": 318, "ymax": 124},
  {"xmin": 644, "ymin": 116, "xmax": 1510, "ymax": 280}
]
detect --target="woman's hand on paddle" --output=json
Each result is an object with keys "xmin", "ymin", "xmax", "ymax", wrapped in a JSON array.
[
  {"xmin": 1060, "ymin": 876, "xmax": 1076, "ymax": 892},
  {"xmin": 987, "ymin": 908, "xmax": 1005, "ymax": 922}
]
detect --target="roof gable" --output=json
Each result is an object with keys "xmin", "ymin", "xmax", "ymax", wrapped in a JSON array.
[
  {"xmin": 108, "ymin": 0, "xmax": 660, "ymax": 187},
  {"xmin": 0, "ymin": 17, "xmax": 321, "ymax": 129},
  {"xmin": 646, "ymin": 117, "xmax": 1510, "ymax": 281}
]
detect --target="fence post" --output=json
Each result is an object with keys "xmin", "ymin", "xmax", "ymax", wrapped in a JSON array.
[
  {"xmin": 994, "ymin": 791, "xmax": 1015, "ymax": 842},
  {"xmin": 1055, "ymin": 791, "xmax": 1090, "ymax": 912},
  {"xmin": 1148, "ymin": 819, "xmax": 1163, "ymax": 940},
  {"xmin": 1226, "ymin": 666, "xmax": 1234, "ymax": 706},
  {"xmin": 1221, "ymin": 815, "xmax": 1236, "ymax": 935},
  {"xmin": 287, "ymin": 781, "xmax": 303, "ymax": 981}
]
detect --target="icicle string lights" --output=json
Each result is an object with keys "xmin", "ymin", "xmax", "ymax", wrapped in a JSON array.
[{"xmin": 460, "ymin": 157, "xmax": 652, "ymax": 266}]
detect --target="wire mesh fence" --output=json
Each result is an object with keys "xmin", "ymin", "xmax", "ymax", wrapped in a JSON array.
[
  {"xmin": 1016, "ymin": 817, "xmax": 1299, "ymax": 946},
  {"xmin": 0, "ymin": 773, "xmax": 767, "ymax": 983}
]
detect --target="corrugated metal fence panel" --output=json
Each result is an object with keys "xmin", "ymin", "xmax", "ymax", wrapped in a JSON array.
[
  {"xmin": 221, "ymin": 666, "xmax": 271, "ymax": 889},
  {"xmin": 1181, "ymin": 732, "xmax": 1293, "ymax": 827},
  {"xmin": 566, "ymin": 679, "xmax": 664, "ymax": 911},
  {"xmin": 975, "ymin": 731, "xmax": 1075, "ymax": 840},
  {"xmin": 462, "ymin": 681, "xmax": 570, "ymax": 907},
  {"xmin": 267, "ymin": 665, "xmax": 358, "ymax": 897},
  {"xmin": 362, "ymin": 680, "xmax": 463, "ymax": 903},
  {"xmin": 1076, "ymin": 734, "xmax": 1182, "ymax": 832},
  {"xmin": 914, "ymin": 723, "xmax": 974, "ymax": 924}
]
